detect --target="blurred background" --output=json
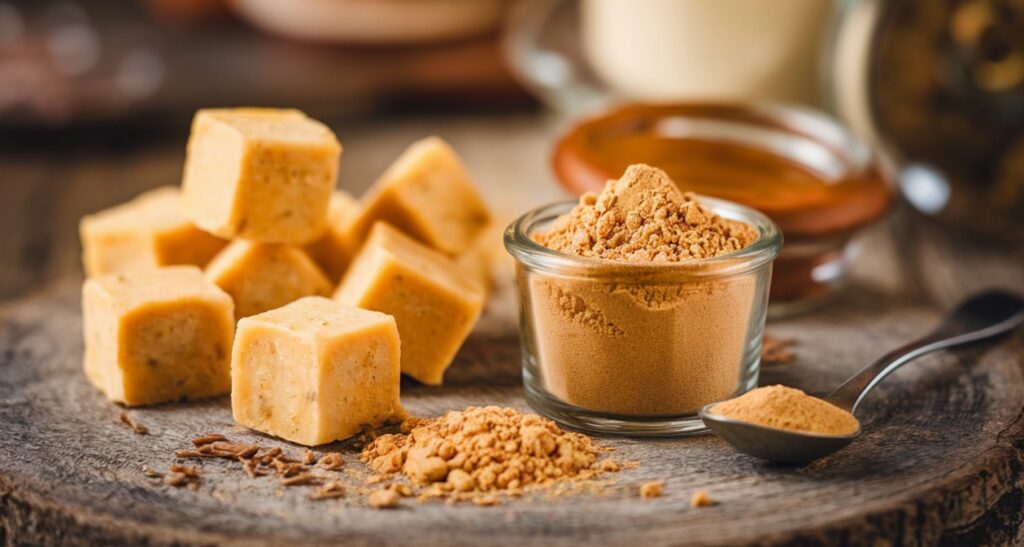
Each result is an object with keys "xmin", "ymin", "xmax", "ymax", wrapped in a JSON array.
[{"xmin": 1, "ymin": 0, "xmax": 1022, "ymax": 306}]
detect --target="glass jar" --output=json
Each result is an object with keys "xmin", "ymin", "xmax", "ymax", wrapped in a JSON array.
[
  {"xmin": 551, "ymin": 102, "xmax": 891, "ymax": 316},
  {"xmin": 581, "ymin": 0, "xmax": 834, "ymax": 106},
  {"xmin": 503, "ymin": 0, "xmax": 838, "ymax": 115},
  {"xmin": 831, "ymin": 0, "xmax": 1024, "ymax": 242},
  {"xmin": 504, "ymin": 196, "xmax": 782, "ymax": 436}
]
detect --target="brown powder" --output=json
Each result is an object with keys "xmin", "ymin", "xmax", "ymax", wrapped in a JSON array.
[
  {"xmin": 527, "ymin": 164, "xmax": 763, "ymax": 416},
  {"xmin": 360, "ymin": 406, "xmax": 619, "ymax": 504},
  {"xmin": 165, "ymin": 464, "xmax": 201, "ymax": 489},
  {"xmin": 191, "ymin": 433, "xmax": 227, "ymax": 446},
  {"xmin": 161, "ymin": 413, "xmax": 621, "ymax": 507},
  {"xmin": 639, "ymin": 481, "xmax": 664, "ymax": 498},
  {"xmin": 711, "ymin": 385, "xmax": 860, "ymax": 436},
  {"xmin": 690, "ymin": 490, "xmax": 716, "ymax": 507},
  {"xmin": 170, "ymin": 435, "xmax": 355, "ymax": 498},
  {"xmin": 310, "ymin": 481, "xmax": 346, "ymax": 500},
  {"xmin": 119, "ymin": 412, "xmax": 149, "ymax": 435},
  {"xmin": 534, "ymin": 164, "xmax": 756, "ymax": 262},
  {"xmin": 368, "ymin": 489, "xmax": 400, "ymax": 509},
  {"xmin": 318, "ymin": 452, "xmax": 344, "ymax": 470}
]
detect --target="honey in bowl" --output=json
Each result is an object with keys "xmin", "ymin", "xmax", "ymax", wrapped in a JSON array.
[{"xmin": 552, "ymin": 102, "xmax": 893, "ymax": 313}]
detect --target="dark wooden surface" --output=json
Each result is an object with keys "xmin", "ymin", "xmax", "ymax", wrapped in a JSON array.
[{"xmin": 2, "ymin": 112, "xmax": 1024, "ymax": 546}]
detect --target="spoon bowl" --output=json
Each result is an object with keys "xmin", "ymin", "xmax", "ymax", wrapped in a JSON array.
[
  {"xmin": 699, "ymin": 405, "xmax": 859, "ymax": 464},
  {"xmin": 701, "ymin": 290, "xmax": 1024, "ymax": 463}
]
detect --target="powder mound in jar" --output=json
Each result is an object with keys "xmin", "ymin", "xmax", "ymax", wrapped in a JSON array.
[
  {"xmin": 712, "ymin": 385, "xmax": 860, "ymax": 436},
  {"xmin": 533, "ymin": 164, "xmax": 757, "ymax": 262},
  {"xmin": 360, "ymin": 406, "xmax": 618, "ymax": 501}
]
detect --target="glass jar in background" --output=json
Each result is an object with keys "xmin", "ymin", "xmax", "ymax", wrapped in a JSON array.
[
  {"xmin": 505, "ymin": 0, "xmax": 1024, "ymax": 246},
  {"xmin": 581, "ymin": 0, "xmax": 834, "ymax": 106},
  {"xmin": 503, "ymin": 0, "xmax": 840, "ymax": 114},
  {"xmin": 831, "ymin": 0, "xmax": 1024, "ymax": 242},
  {"xmin": 504, "ymin": 0, "xmax": 896, "ymax": 314},
  {"xmin": 551, "ymin": 102, "xmax": 891, "ymax": 316}
]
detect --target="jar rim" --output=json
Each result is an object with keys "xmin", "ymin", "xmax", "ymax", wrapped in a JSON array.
[{"xmin": 504, "ymin": 194, "xmax": 783, "ymax": 278}]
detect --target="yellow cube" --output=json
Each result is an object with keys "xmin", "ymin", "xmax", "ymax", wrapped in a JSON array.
[
  {"xmin": 82, "ymin": 266, "xmax": 234, "ymax": 406},
  {"xmin": 79, "ymin": 186, "xmax": 227, "ymax": 277},
  {"xmin": 335, "ymin": 223, "xmax": 484, "ymax": 385},
  {"xmin": 181, "ymin": 108, "xmax": 341, "ymax": 244},
  {"xmin": 304, "ymin": 191, "xmax": 360, "ymax": 282},
  {"xmin": 344, "ymin": 137, "xmax": 491, "ymax": 255},
  {"xmin": 204, "ymin": 240, "xmax": 333, "ymax": 319},
  {"xmin": 231, "ymin": 296, "xmax": 403, "ymax": 446}
]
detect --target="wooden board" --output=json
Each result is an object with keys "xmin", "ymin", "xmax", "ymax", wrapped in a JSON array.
[
  {"xmin": 2, "ymin": 112, "xmax": 1024, "ymax": 545},
  {"xmin": 1, "ymin": 275, "xmax": 1024, "ymax": 546}
]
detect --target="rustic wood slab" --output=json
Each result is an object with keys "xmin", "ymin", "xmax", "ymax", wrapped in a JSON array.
[
  {"xmin": 1, "ymin": 274, "xmax": 1023, "ymax": 546},
  {"xmin": 2, "ymin": 112, "xmax": 1024, "ymax": 545}
]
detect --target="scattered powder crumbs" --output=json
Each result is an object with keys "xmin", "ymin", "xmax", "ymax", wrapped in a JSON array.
[
  {"xmin": 281, "ymin": 472, "xmax": 319, "ymax": 486},
  {"xmin": 761, "ymin": 335, "xmax": 797, "ymax": 365},
  {"xmin": 473, "ymin": 494, "xmax": 498, "ymax": 507},
  {"xmin": 170, "ymin": 464, "xmax": 200, "ymax": 477},
  {"xmin": 639, "ymin": 481, "xmax": 664, "ymax": 499},
  {"xmin": 141, "ymin": 465, "xmax": 162, "ymax": 478},
  {"xmin": 690, "ymin": 490, "xmax": 716, "ymax": 507},
  {"xmin": 360, "ymin": 406, "xmax": 622, "ymax": 505},
  {"xmin": 310, "ymin": 481, "xmax": 346, "ymax": 500},
  {"xmin": 166, "ymin": 464, "xmax": 201, "ymax": 490},
  {"xmin": 119, "ymin": 411, "xmax": 148, "ymax": 435},
  {"xmin": 389, "ymin": 483, "xmax": 414, "ymax": 497},
  {"xmin": 533, "ymin": 164, "xmax": 757, "ymax": 262},
  {"xmin": 167, "ymin": 434, "xmax": 352, "ymax": 497},
  {"xmin": 318, "ymin": 452, "xmax": 344, "ymax": 470},
  {"xmin": 712, "ymin": 385, "xmax": 860, "ymax": 436},
  {"xmin": 368, "ymin": 489, "xmax": 400, "ymax": 509},
  {"xmin": 157, "ymin": 407, "xmax": 627, "ymax": 506},
  {"xmin": 191, "ymin": 433, "xmax": 227, "ymax": 446},
  {"xmin": 365, "ymin": 474, "xmax": 388, "ymax": 485}
]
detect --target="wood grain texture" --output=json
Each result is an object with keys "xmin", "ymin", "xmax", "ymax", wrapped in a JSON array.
[
  {"xmin": 1, "ymin": 113, "xmax": 1024, "ymax": 546},
  {"xmin": 1, "ymin": 275, "xmax": 1023, "ymax": 546}
]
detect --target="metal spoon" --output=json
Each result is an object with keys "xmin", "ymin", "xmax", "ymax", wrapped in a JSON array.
[{"xmin": 699, "ymin": 290, "xmax": 1024, "ymax": 464}]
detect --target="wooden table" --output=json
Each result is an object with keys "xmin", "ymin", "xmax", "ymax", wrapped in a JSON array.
[{"xmin": 2, "ymin": 112, "xmax": 1024, "ymax": 546}]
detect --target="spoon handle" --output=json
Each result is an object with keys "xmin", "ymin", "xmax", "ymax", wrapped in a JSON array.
[{"xmin": 826, "ymin": 290, "xmax": 1024, "ymax": 414}]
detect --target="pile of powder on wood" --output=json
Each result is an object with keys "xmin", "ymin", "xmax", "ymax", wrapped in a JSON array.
[
  {"xmin": 711, "ymin": 385, "xmax": 860, "ymax": 436},
  {"xmin": 533, "ymin": 164, "xmax": 757, "ymax": 262},
  {"xmin": 360, "ymin": 406, "xmax": 621, "ymax": 504}
]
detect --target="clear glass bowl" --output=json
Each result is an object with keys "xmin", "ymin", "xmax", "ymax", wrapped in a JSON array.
[
  {"xmin": 549, "ymin": 102, "xmax": 892, "ymax": 318},
  {"xmin": 504, "ymin": 196, "xmax": 782, "ymax": 436},
  {"xmin": 505, "ymin": 1, "xmax": 893, "ymax": 317}
]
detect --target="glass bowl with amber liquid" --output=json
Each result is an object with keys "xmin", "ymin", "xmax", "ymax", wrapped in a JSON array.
[{"xmin": 552, "ymin": 102, "xmax": 893, "ymax": 316}]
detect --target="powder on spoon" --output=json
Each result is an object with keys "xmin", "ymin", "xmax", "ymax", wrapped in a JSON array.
[{"xmin": 711, "ymin": 385, "xmax": 860, "ymax": 436}]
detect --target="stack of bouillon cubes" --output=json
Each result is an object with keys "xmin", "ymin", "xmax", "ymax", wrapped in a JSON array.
[{"xmin": 80, "ymin": 108, "xmax": 494, "ymax": 445}]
